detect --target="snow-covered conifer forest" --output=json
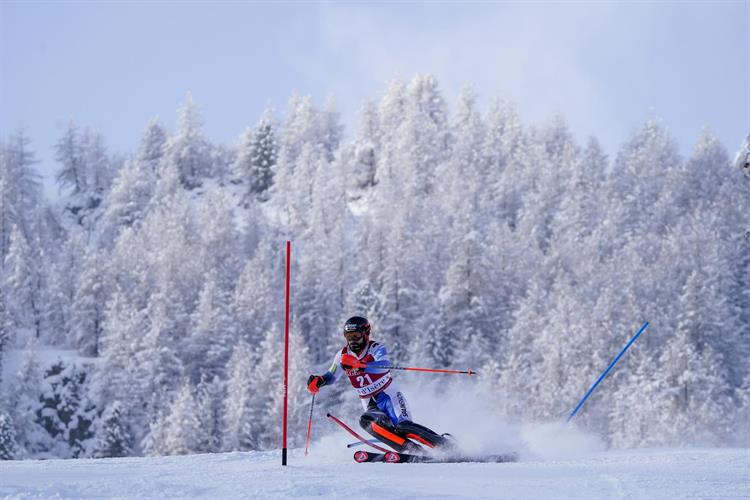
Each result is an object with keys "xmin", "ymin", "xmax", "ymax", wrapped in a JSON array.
[{"xmin": 1, "ymin": 76, "xmax": 749, "ymax": 460}]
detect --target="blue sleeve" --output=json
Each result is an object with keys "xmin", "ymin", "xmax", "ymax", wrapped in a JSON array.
[
  {"xmin": 364, "ymin": 344, "xmax": 391, "ymax": 374},
  {"xmin": 322, "ymin": 351, "xmax": 343, "ymax": 385}
]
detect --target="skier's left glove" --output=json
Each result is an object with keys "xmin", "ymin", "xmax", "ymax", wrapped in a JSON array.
[{"xmin": 340, "ymin": 353, "xmax": 366, "ymax": 369}]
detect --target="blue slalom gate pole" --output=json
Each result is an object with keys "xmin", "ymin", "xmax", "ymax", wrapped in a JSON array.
[{"xmin": 566, "ymin": 321, "xmax": 649, "ymax": 423}]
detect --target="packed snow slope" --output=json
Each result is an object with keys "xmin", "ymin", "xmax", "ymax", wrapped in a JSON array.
[{"xmin": 1, "ymin": 447, "xmax": 748, "ymax": 499}]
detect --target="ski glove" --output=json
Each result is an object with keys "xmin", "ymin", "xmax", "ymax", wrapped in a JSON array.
[
  {"xmin": 307, "ymin": 375, "xmax": 326, "ymax": 394},
  {"xmin": 340, "ymin": 353, "xmax": 367, "ymax": 370}
]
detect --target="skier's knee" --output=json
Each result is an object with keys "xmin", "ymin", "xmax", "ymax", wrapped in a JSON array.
[
  {"xmin": 359, "ymin": 412, "xmax": 374, "ymax": 430},
  {"xmin": 360, "ymin": 411, "xmax": 389, "ymax": 431}
]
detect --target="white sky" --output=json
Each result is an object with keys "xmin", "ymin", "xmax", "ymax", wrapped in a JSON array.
[{"xmin": 1, "ymin": 1, "xmax": 748, "ymax": 197}]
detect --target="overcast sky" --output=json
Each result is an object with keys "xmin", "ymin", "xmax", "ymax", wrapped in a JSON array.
[{"xmin": 1, "ymin": 1, "xmax": 748, "ymax": 197}]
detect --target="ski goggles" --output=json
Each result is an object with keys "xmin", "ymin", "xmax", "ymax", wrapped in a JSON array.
[{"xmin": 343, "ymin": 330, "xmax": 366, "ymax": 341}]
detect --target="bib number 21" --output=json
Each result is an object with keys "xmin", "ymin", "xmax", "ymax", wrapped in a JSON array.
[{"xmin": 356, "ymin": 374, "xmax": 373, "ymax": 387}]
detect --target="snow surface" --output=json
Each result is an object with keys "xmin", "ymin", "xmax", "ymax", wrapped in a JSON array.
[{"xmin": 1, "ymin": 444, "xmax": 747, "ymax": 499}]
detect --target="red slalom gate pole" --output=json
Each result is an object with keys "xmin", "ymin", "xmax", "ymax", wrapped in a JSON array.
[
  {"xmin": 282, "ymin": 241, "xmax": 291, "ymax": 466},
  {"xmin": 384, "ymin": 366, "xmax": 478, "ymax": 375}
]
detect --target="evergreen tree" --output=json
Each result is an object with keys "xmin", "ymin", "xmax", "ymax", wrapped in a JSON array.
[
  {"xmin": 233, "ymin": 111, "xmax": 277, "ymax": 202},
  {"xmin": 0, "ymin": 175, "xmax": 18, "ymax": 264},
  {"xmin": 9, "ymin": 343, "xmax": 47, "ymax": 457},
  {"xmin": 482, "ymin": 98, "xmax": 525, "ymax": 227},
  {"xmin": 137, "ymin": 117, "xmax": 168, "ymax": 175},
  {"xmin": 222, "ymin": 342, "xmax": 257, "ymax": 451},
  {"xmin": 71, "ymin": 248, "xmax": 105, "ymax": 356},
  {"xmin": 232, "ymin": 239, "xmax": 282, "ymax": 347},
  {"xmin": 269, "ymin": 94, "xmax": 322, "ymax": 222},
  {"xmin": 0, "ymin": 286, "xmax": 9, "ymax": 380},
  {"xmin": 348, "ymin": 99, "xmax": 380, "ymax": 191},
  {"xmin": 252, "ymin": 326, "xmax": 285, "ymax": 449},
  {"xmin": 4, "ymin": 225, "xmax": 39, "ymax": 336},
  {"xmin": 94, "ymin": 287, "xmax": 144, "ymax": 449},
  {"xmin": 320, "ymin": 96, "xmax": 343, "ymax": 162},
  {"xmin": 100, "ymin": 157, "xmax": 155, "ymax": 244},
  {"xmin": 187, "ymin": 273, "xmax": 234, "ymax": 382},
  {"xmin": 195, "ymin": 375, "xmax": 224, "ymax": 453},
  {"xmin": 0, "ymin": 129, "xmax": 42, "ymax": 243},
  {"xmin": 92, "ymin": 400, "xmax": 133, "ymax": 458},
  {"xmin": 611, "ymin": 119, "xmax": 681, "ymax": 237},
  {"xmin": 80, "ymin": 128, "xmax": 112, "ymax": 199},
  {"xmin": 54, "ymin": 121, "xmax": 86, "ymax": 194},
  {"xmin": 196, "ymin": 188, "xmax": 241, "ymax": 288},
  {"xmin": 161, "ymin": 381, "xmax": 205, "ymax": 455},
  {"xmin": 0, "ymin": 411, "xmax": 17, "ymax": 460},
  {"xmin": 135, "ymin": 291, "xmax": 185, "ymax": 426},
  {"xmin": 165, "ymin": 93, "xmax": 211, "ymax": 188},
  {"xmin": 37, "ymin": 361, "xmax": 96, "ymax": 458}
]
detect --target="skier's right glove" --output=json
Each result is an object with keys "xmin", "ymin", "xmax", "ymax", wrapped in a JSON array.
[{"xmin": 307, "ymin": 375, "xmax": 326, "ymax": 394}]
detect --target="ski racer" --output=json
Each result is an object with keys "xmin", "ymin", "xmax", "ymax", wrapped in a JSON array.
[{"xmin": 307, "ymin": 316, "xmax": 453, "ymax": 453}]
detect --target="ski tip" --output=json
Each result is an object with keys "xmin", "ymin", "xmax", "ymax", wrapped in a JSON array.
[{"xmin": 326, "ymin": 413, "xmax": 332, "ymax": 417}]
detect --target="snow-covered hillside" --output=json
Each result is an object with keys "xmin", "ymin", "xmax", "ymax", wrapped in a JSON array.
[{"xmin": 1, "ymin": 446, "xmax": 747, "ymax": 499}]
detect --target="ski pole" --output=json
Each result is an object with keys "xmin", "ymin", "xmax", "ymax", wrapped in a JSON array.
[
  {"xmin": 566, "ymin": 321, "xmax": 649, "ymax": 423},
  {"xmin": 347, "ymin": 439, "xmax": 385, "ymax": 448},
  {"xmin": 383, "ymin": 366, "xmax": 478, "ymax": 375},
  {"xmin": 304, "ymin": 393, "xmax": 315, "ymax": 456}
]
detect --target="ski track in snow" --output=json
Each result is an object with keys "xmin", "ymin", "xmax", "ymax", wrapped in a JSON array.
[{"xmin": 1, "ymin": 448, "xmax": 748, "ymax": 500}]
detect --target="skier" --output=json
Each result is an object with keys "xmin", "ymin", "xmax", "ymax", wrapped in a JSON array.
[{"xmin": 307, "ymin": 316, "xmax": 453, "ymax": 453}]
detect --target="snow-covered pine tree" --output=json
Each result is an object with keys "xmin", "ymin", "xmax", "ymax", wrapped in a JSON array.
[
  {"xmin": 270, "ymin": 94, "xmax": 323, "ymax": 226},
  {"xmin": 54, "ymin": 121, "xmax": 86, "ymax": 195},
  {"xmin": 222, "ymin": 342, "xmax": 257, "ymax": 451},
  {"xmin": 611, "ymin": 119, "xmax": 681, "ymax": 238},
  {"xmin": 71, "ymin": 248, "xmax": 105, "ymax": 356},
  {"xmin": 37, "ymin": 361, "xmax": 96, "ymax": 458},
  {"xmin": 320, "ymin": 96, "xmax": 343, "ymax": 163},
  {"xmin": 0, "ymin": 175, "xmax": 17, "ymax": 265},
  {"xmin": 0, "ymin": 411, "xmax": 17, "ymax": 460},
  {"xmin": 80, "ymin": 128, "xmax": 113, "ymax": 201},
  {"xmin": 9, "ymin": 343, "xmax": 47, "ymax": 457},
  {"xmin": 0, "ymin": 129, "xmax": 42, "ymax": 243},
  {"xmin": 196, "ymin": 188, "xmax": 241, "ymax": 289},
  {"xmin": 233, "ymin": 110, "xmax": 277, "ymax": 203},
  {"xmin": 398, "ymin": 74, "xmax": 449, "ymax": 197},
  {"xmin": 348, "ymin": 99, "xmax": 380, "ymax": 191},
  {"xmin": 93, "ymin": 287, "xmax": 145, "ymax": 451},
  {"xmin": 137, "ymin": 117, "xmax": 168, "ymax": 175},
  {"xmin": 164, "ymin": 93, "xmax": 211, "ymax": 189},
  {"xmin": 161, "ymin": 381, "xmax": 205, "ymax": 456},
  {"xmin": 0, "ymin": 286, "xmax": 8, "ymax": 381},
  {"xmin": 252, "ymin": 326, "xmax": 285, "ymax": 450},
  {"xmin": 92, "ymin": 400, "xmax": 133, "ymax": 458},
  {"xmin": 100, "ymin": 157, "xmax": 155, "ymax": 245},
  {"xmin": 187, "ymin": 273, "xmax": 234, "ymax": 382},
  {"xmin": 195, "ymin": 375, "xmax": 224, "ymax": 453},
  {"xmin": 482, "ymin": 98, "xmax": 525, "ymax": 228},
  {"xmin": 232, "ymin": 238, "xmax": 283, "ymax": 347},
  {"xmin": 260, "ymin": 321, "xmax": 312, "ymax": 448},
  {"xmin": 3, "ymin": 225, "xmax": 39, "ymax": 338},
  {"xmin": 135, "ymin": 292, "xmax": 185, "ymax": 427}
]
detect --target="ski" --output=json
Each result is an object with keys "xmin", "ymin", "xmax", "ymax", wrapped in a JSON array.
[
  {"xmin": 353, "ymin": 450, "xmax": 519, "ymax": 464},
  {"xmin": 352, "ymin": 450, "xmax": 386, "ymax": 463}
]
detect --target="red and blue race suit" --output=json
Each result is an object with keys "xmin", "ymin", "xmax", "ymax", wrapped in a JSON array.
[{"xmin": 322, "ymin": 340, "xmax": 412, "ymax": 426}]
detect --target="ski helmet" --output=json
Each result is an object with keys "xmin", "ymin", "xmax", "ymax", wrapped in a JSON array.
[{"xmin": 343, "ymin": 316, "xmax": 371, "ymax": 336}]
